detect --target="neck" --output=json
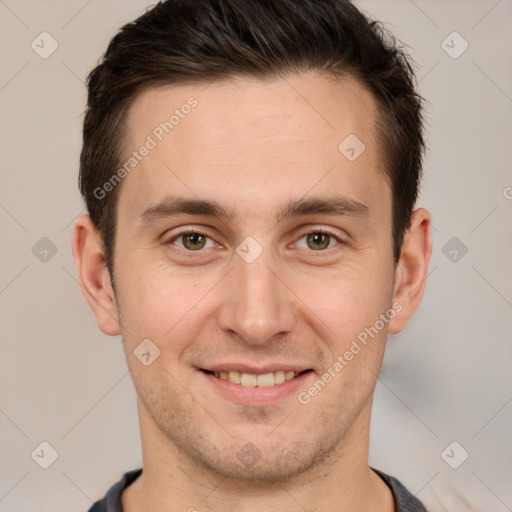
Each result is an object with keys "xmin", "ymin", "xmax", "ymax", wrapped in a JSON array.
[{"xmin": 122, "ymin": 400, "xmax": 394, "ymax": 512}]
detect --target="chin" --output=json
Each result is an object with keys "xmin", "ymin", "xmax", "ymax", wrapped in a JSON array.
[{"xmin": 186, "ymin": 435, "xmax": 341, "ymax": 485}]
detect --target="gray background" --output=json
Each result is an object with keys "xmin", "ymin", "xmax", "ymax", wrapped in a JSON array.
[{"xmin": 1, "ymin": 0, "xmax": 511, "ymax": 510}]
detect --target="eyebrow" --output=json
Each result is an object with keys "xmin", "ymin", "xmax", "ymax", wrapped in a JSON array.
[
  {"xmin": 139, "ymin": 196, "xmax": 234, "ymax": 225},
  {"xmin": 277, "ymin": 196, "xmax": 369, "ymax": 221},
  {"xmin": 137, "ymin": 194, "xmax": 369, "ymax": 228}
]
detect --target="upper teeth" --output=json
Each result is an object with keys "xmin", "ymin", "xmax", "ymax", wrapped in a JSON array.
[{"xmin": 213, "ymin": 370, "xmax": 299, "ymax": 387}]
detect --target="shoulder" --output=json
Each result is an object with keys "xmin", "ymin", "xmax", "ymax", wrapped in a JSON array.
[
  {"xmin": 372, "ymin": 468, "xmax": 428, "ymax": 512},
  {"xmin": 87, "ymin": 469, "xmax": 143, "ymax": 512}
]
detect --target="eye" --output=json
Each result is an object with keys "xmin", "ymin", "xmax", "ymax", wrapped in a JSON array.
[
  {"xmin": 296, "ymin": 231, "xmax": 340, "ymax": 251},
  {"xmin": 170, "ymin": 231, "xmax": 215, "ymax": 251}
]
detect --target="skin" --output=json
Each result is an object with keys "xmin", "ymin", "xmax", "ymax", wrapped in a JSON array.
[{"xmin": 73, "ymin": 71, "xmax": 431, "ymax": 511}]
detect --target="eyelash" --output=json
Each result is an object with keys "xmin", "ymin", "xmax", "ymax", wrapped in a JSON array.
[
  {"xmin": 166, "ymin": 228, "xmax": 343, "ymax": 253},
  {"xmin": 295, "ymin": 229, "xmax": 342, "ymax": 250},
  {"xmin": 168, "ymin": 229, "xmax": 216, "ymax": 252}
]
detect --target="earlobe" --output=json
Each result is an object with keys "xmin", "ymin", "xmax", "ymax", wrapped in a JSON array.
[
  {"xmin": 72, "ymin": 214, "xmax": 121, "ymax": 336},
  {"xmin": 388, "ymin": 208, "xmax": 432, "ymax": 334}
]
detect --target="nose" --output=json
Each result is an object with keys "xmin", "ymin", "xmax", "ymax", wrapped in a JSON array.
[{"xmin": 216, "ymin": 251, "xmax": 297, "ymax": 346}]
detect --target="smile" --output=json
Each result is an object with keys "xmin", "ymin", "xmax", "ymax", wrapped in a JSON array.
[{"xmin": 203, "ymin": 369, "xmax": 309, "ymax": 387}]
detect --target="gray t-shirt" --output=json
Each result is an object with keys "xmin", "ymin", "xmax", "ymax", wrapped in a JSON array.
[{"xmin": 88, "ymin": 467, "xmax": 428, "ymax": 511}]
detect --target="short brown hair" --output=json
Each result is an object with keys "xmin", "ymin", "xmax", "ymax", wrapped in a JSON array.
[{"xmin": 79, "ymin": 0, "xmax": 425, "ymax": 274}]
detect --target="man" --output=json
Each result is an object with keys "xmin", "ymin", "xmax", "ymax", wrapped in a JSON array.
[{"xmin": 72, "ymin": 0, "xmax": 431, "ymax": 510}]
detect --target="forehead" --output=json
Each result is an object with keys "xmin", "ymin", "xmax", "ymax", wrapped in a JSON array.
[{"xmin": 118, "ymin": 72, "xmax": 388, "ymax": 221}]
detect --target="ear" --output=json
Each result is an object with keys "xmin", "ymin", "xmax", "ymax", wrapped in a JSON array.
[
  {"xmin": 388, "ymin": 208, "xmax": 432, "ymax": 334},
  {"xmin": 72, "ymin": 214, "xmax": 121, "ymax": 336}
]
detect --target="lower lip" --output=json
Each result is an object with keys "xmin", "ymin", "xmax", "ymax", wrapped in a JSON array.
[{"xmin": 200, "ymin": 370, "xmax": 314, "ymax": 406}]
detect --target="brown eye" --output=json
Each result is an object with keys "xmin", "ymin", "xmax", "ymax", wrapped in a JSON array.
[
  {"xmin": 306, "ymin": 232, "xmax": 332, "ymax": 250},
  {"xmin": 166, "ymin": 230, "xmax": 217, "ymax": 256},
  {"xmin": 181, "ymin": 233, "xmax": 207, "ymax": 250}
]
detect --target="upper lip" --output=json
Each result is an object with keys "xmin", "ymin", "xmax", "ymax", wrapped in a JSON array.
[{"xmin": 201, "ymin": 363, "xmax": 311, "ymax": 375}]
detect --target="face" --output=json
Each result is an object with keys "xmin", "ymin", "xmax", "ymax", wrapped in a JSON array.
[{"xmin": 107, "ymin": 72, "xmax": 401, "ymax": 481}]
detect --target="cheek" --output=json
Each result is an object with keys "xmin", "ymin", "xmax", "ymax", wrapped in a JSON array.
[
  {"xmin": 115, "ymin": 259, "xmax": 217, "ymax": 349},
  {"xmin": 298, "ymin": 266, "xmax": 394, "ymax": 341}
]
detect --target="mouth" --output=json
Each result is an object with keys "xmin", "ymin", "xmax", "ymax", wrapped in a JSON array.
[{"xmin": 201, "ymin": 369, "xmax": 312, "ymax": 387}]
